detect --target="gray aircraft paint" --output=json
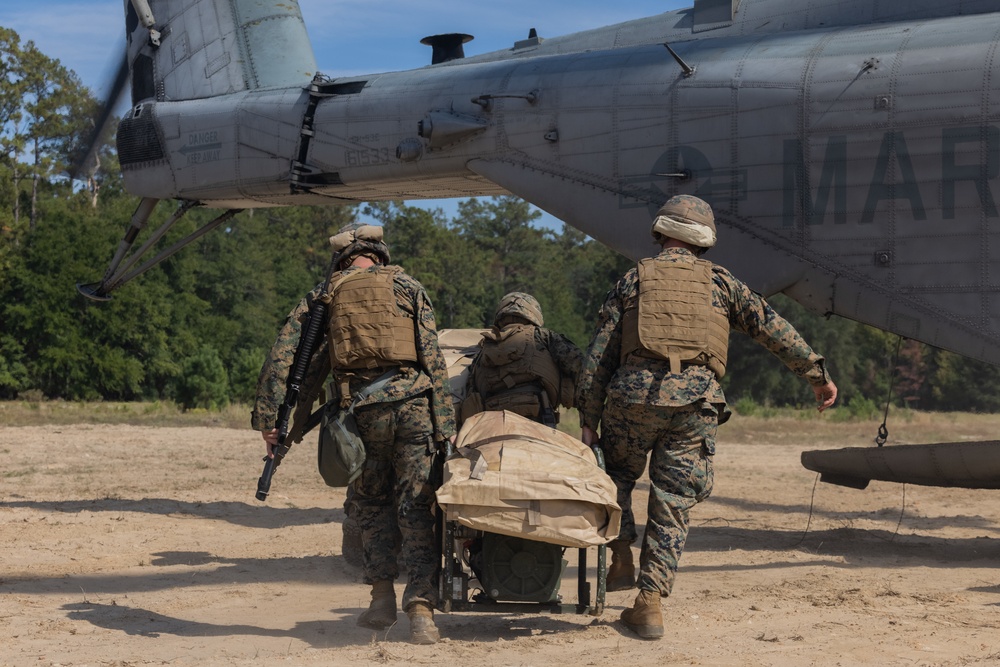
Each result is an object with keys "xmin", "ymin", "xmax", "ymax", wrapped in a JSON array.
[{"xmin": 101, "ymin": 0, "xmax": 1000, "ymax": 373}]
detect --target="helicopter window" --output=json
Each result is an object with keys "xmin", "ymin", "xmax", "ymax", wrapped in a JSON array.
[{"xmin": 130, "ymin": 54, "xmax": 156, "ymax": 103}]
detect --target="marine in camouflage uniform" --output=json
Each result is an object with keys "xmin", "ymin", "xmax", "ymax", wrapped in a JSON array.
[
  {"xmin": 252, "ymin": 223, "xmax": 455, "ymax": 645},
  {"xmin": 461, "ymin": 292, "xmax": 583, "ymax": 427},
  {"xmin": 456, "ymin": 292, "xmax": 582, "ymax": 591},
  {"xmin": 576, "ymin": 195, "xmax": 837, "ymax": 640}
]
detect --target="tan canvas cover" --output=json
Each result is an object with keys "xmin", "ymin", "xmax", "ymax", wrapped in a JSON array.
[
  {"xmin": 436, "ymin": 410, "xmax": 621, "ymax": 548},
  {"xmin": 437, "ymin": 328, "xmax": 487, "ymax": 410}
]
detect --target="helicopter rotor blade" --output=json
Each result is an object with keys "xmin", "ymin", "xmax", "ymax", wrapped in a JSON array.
[{"xmin": 70, "ymin": 49, "xmax": 129, "ymax": 181}]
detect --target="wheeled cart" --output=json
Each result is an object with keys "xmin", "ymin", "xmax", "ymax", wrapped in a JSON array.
[
  {"xmin": 439, "ymin": 523, "xmax": 607, "ymax": 615},
  {"xmin": 435, "ymin": 426, "xmax": 614, "ymax": 617}
]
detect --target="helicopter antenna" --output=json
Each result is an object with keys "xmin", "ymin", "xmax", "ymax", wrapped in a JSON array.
[{"xmin": 663, "ymin": 42, "xmax": 696, "ymax": 77}]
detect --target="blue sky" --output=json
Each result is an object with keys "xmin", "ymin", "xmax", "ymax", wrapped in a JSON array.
[{"xmin": 0, "ymin": 0, "xmax": 688, "ymax": 227}]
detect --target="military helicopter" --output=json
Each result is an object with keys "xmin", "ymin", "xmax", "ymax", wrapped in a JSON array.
[{"xmin": 80, "ymin": 0, "xmax": 1000, "ymax": 489}]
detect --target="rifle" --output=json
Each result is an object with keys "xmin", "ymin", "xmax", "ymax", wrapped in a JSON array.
[
  {"xmin": 255, "ymin": 294, "xmax": 328, "ymax": 501},
  {"xmin": 255, "ymin": 252, "xmax": 343, "ymax": 502}
]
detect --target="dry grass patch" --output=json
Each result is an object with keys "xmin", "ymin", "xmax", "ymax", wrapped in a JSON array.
[{"xmin": 0, "ymin": 400, "xmax": 251, "ymax": 428}]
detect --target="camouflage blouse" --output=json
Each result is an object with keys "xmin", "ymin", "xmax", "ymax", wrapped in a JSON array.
[
  {"xmin": 251, "ymin": 265, "xmax": 456, "ymax": 442},
  {"xmin": 576, "ymin": 247, "xmax": 831, "ymax": 431},
  {"xmin": 463, "ymin": 325, "xmax": 584, "ymax": 408}
]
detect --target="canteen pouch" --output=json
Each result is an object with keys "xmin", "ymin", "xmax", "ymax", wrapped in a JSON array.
[{"xmin": 318, "ymin": 402, "xmax": 366, "ymax": 487}]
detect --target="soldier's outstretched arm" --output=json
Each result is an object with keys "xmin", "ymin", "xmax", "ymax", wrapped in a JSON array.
[{"xmin": 720, "ymin": 269, "xmax": 831, "ymax": 388}]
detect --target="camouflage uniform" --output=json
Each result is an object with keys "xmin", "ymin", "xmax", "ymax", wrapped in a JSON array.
[
  {"xmin": 461, "ymin": 292, "xmax": 582, "ymax": 425},
  {"xmin": 463, "ymin": 325, "xmax": 582, "ymax": 420},
  {"xmin": 576, "ymin": 246, "xmax": 830, "ymax": 597},
  {"xmin": 252, "ymin": 266, "xmax": 455, "ymax": 612}
]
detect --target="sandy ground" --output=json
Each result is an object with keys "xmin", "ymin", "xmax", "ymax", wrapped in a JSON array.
[{"xmin": 2, "ymin": 419, "xmax": 999, "ymax": 667}]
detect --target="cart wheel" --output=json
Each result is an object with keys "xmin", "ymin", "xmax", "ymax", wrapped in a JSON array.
[{"xmin": 482, "ymin": 533, "xmax": 564, "ymax": 602}]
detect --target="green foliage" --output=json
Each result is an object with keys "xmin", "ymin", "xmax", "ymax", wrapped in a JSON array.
[
  {"xmin": 723, "ymin": 294, "xmax": 895, "ymax": 409},
  {"xmin": 733, "ymin": 396, "xmax": 759, "ymax": 417},
  {"xmin": 362, "ymin": 197, "xmax": 631, "ymax": 346},
  {"xmin": 174, "ymin": 347, "xmax": 229, "ymax": 411},
  {"xmin": 730, "ymin": 397, "xmax": 780, "ymax": 419},
  {"xmin": 454, "ymin": 195, "xmax": 545, "ymax": 302},
  {"xmin": 0, "ymin": 333, "xmax": 28, "ymax": 398},
  {"xmin": 228, "ymin": 347, "xmax": 266, "ymax": 405},
  {"xmin": 923, "ymin": 348, "xmax": 1000, "ymax": 412},
  {"xmin": 5, "ymin": 170, "xmax": 998, "ymax": 413},
  {"xmin": 3, "ymin": 195, "xmax": 164, "ymax": 400},
  {"xmin": 366, "ymin": 201, "xmax": 491, "ymax": 328},
  {"xmin": 827, "ymin": 395, "xmax": 882, "ymax": 422}
]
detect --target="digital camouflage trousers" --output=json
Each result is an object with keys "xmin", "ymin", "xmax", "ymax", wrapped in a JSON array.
[
  {"xmin": 352, "ymin": 393, "xmax": 440, "ymax": 610},
  {"xmin": 600, "ymin": 398, "xmax": 717, "ymax": 597}
]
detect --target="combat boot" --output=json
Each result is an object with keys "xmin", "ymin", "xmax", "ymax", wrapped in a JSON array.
[
  {"xmin": 357, "ymin": 580, "xmax": 397, "ymax": 630},
  {"xmin": 606, "ymin": 539, "xmax": 636, "ymax": 592},
  {"xmin": 405, "ymin": 602, "xmax": 440, "ymax": 645},
  {"xmin": 620, "ymin": 589, "xmax": 664, "ymax": 639}
]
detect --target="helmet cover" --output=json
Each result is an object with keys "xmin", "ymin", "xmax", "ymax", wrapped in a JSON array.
[
  {"xmin": 493, "ymin": 292, "xmax": 544, "ymax": 328},
  {"xmin": 651, "ymin": 195, "xmax": 717, "ymax": 249}
]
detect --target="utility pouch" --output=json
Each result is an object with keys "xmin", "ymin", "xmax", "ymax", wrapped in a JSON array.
[
  {"xmin": 316, "ymin": 367, "xmax": 398, "ymax": 487},
  {"xmin": 318, "ymin": 402, "xmax": 366, "ymax": 487}
]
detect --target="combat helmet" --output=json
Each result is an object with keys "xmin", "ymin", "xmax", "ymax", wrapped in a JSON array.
[
  {"xmin": 329, "ymin": 222, "xmax": 390, "ymax": 266},
  {"xmin": 493, "ymin": 292, "xmax": 544, "ymax": 328},
  {"xmin": 651, "ymin": 195, "xmax": 717, "ymax": 250}
]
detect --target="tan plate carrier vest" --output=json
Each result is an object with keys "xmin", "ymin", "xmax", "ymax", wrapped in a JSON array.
[
  {"xmin": 620, "ymin": 255, "xmax": 729, "ymax": 378},
  {"xmin": 326, "ymin": 266, "xmax": 418, "ymax": 371},
  {"xmin": 471, "ymin": 324, "xmax": 562, "ymax": 417}
]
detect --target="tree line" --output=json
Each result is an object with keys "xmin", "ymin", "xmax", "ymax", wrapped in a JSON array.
[{"xmin": 1, "ymin": 31, "xmax": 999, "ymax": 414}]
